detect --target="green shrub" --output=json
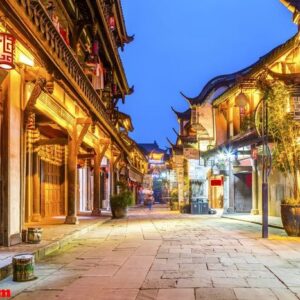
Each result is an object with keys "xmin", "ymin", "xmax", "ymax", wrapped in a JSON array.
[{"xmin": 110, "ymin": 191, "xmax": 133, "ymax": 209}]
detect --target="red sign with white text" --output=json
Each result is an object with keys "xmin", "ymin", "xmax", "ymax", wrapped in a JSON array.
[{"xmin": 210, "ymin": 179, "xmax": 223, "ymax": 186}]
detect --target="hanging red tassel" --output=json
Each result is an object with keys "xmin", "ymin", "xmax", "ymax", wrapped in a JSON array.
[{"xmin": 109, "ymin": 16, "xmax": 115, "ymax": 31}]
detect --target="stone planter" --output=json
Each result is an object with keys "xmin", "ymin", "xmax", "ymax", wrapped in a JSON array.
[
  {"xmin": 27, "ymin": 228, "xmax": 43, "ymax": 244},
  {"xmin": 111, "ymin": 207, "xmax": 127, "ymax": 219},
  {"xmin": 281, "ymin": 204, "xmax": 300, "ymax": 236}
]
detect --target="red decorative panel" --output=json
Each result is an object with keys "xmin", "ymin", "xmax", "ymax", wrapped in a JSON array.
[
  {"xmin": 211, "ymin": 179, "xmax": 223, "ymax": 186},
  {"xmin": 0, "ymin": 33, "xmax": 15, "ymax": 70}
]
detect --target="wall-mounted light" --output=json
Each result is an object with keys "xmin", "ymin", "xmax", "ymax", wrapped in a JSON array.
[
  {"xmin": 0, "ymin": 32, "xmax": 15, "ymax": 70},
  {"xmin": 16, "ymin": 51, "xmax": 34, "ymax": 67}
]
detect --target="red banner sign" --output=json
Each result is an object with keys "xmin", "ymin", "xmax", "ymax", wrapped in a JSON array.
[{"xmin": 210, "ymin": 179, "xmax": 223, "ymax": 186}]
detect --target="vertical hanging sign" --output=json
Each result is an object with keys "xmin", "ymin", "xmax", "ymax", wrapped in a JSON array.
[{"xmin": 0, "ymin": 32, "xmax": 15, "ymax": 70}]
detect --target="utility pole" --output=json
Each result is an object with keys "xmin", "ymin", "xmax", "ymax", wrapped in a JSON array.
[{"xmin": 261, "ymin": 95, "xmax": 269, "ymax": 238}]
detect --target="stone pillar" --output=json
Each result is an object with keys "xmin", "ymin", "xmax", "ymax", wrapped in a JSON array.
[
  {"xmin": 223, "ymin": 160, "xmax": 234, "ymax": 214},
  {"xmin": 111, "ymin": 166, "xmax": 115, "ymax": 196},
  {"xmin": 223, "ymin": 174, "xmax": 230, "ymax": 212},
  {"xmin": 228, "ymin": 160, "xmax": 235, "ymax": 213},
  {"xmin": 116, "ymin": 169, "xmax": 120, "ymax": 195},
  {"xmin": 31, "ymin": 151, "xmax": 41, "ymax": 222},
  {"xmin": 92, "ymin": 152, "xmax": 101, "ymax": 216},
  {"xmin": 251, "ymin": 160, "xmax": 259, "ymax": 215},
  {"xmin": 65, "ymin": 137, "xmax": 79, "ymax": 224}
]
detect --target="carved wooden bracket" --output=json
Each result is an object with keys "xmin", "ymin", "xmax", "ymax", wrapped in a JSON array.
[
  {"xmin": 73, "ymin": 117, "xmax": 92, "ymax": 153},
  {"xmin": 35, "ymin": 138, "xmax": 68, "ymax": 146}
]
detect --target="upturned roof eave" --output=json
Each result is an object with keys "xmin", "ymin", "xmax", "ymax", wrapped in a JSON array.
[{"xmin": 212, "ymin": 33, "xmax": 299, "ymax": 106}]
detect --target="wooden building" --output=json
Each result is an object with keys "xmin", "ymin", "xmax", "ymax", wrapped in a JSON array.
[
  {"xmin": 0, "ymin": 0, "xmax": 146, "ymax": 246},
  {"xmin": 169, "ymin": 0, "xmax": 300, "ymax": 215}
]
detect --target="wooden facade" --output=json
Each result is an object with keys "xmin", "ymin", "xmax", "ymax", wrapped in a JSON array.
[{"xmin": 0, "ymin": 0, "xmax": 147, "ymax": 246}]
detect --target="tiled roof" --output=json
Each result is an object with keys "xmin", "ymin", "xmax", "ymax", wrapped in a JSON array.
[
  {"xmin": 138, "ymin": 142, "xmax": 167, "ymax": 155},
  {"xmin": 183, "ymin": 32, "xmax": 298, "ymax": 107},
  {"xmin": 281, "ymin": 0, "xmax": 300, "ymax": 11},
  {"xmin": 180, "ymin": 64, "xmax": 254, "ymax": 106},
  {"xmin": 171, "ymin": 107, "xmax": 191, "ymax": 120}
]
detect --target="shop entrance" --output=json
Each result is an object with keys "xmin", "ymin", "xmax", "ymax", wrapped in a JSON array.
[{"xmin": 41, "ymin": 161, "xmax": 64, "ymax": 217}]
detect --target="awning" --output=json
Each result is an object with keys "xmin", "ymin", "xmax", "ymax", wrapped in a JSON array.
[{"xmin": 129, "ymin": 168, "xmax": 143, "ymax": 183}]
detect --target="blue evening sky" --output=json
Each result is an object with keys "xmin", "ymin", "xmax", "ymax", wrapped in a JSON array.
[{"xmin": 120, "ymin": 0, "xmax": 297, "ymax": 149}]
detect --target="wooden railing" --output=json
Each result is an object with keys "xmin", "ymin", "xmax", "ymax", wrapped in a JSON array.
[{"xmin": 15, "ymin": 0, "xmax": 129, "ymax": 152}]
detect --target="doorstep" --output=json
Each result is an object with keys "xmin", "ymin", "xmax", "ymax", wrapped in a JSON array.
[
  {"xmin": 0, "ymin": 213, "xmax": 110, "ymax": 281},
  {"xmin": 222, "ymin": 213, "xmax": 283, "ymax": 229}
]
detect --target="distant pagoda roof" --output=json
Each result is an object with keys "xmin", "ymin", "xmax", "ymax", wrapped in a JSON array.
[
  {"xmin": 138, "ymin": 142, "xmax": 167, "ymax": 156},
  {"xmin": 171, "ymin": 107, "xmax": 191, "ymax": 120}
]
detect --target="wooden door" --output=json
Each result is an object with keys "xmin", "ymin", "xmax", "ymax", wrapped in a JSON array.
[{"xmin": 41, "ymin": 161, "xmax": 64, "ymax": 217}]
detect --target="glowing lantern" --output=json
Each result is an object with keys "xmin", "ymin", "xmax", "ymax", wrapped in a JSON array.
[
  {"xmin": 235, "ymin": 92, "xmax": 248, "ymax": 107},
  {"xmin": 109, "ymin": 16, "xmax": 115, "ymax": 31},
  {"xmin": 0, "ymin": 32, "xmax": 15, "ymax": 70}
]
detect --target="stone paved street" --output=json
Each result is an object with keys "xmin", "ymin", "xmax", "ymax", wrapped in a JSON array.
[{"xmin": 2, "ymin": 206, "xmax": 300, "ymax": 300}]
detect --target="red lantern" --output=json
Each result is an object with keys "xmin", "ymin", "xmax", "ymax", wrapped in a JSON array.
[
  {"xmin": 109, "ymin": 16, "xmax": 115, "ymax": 31},
  {"xmin": 0, "ymin": 32, "xmax": 15, "ymax": 70}
]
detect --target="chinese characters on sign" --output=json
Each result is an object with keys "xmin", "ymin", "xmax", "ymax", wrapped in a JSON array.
[{"xmin": 0, "ymin": 33, "xmax": 15, "ymax": 70}]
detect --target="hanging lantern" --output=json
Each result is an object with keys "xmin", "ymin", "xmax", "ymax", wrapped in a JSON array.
[
  {"xmin": 235, "ymin": 92, "xmax": 248, "ymax": 107},
  {"xmin": 112, "ymin": 83, "xmax": 117, "ymax": 95},
  {"xmin": 0, "ymin": 32, "xmax": 15, "ymax": 70},
  {"xmin": 92, "ymin": 40, "xmax": 99, "ymax": 56},
  {"xmin": 109, "ymin": 16, "xmax": 115, "ymax": 31}
]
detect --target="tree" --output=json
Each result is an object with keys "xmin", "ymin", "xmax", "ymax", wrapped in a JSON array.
[{"xmin": 257, "ymin": 79, "xmax": 300, "ymax": 203}]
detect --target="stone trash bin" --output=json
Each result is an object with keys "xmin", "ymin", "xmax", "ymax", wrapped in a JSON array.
[
  {"xmin": 27, "ymin": 227, "xmax": 43, "ymax": 244},
  {"xmin": 13, "ymin": 254, "xmax": 37, "ymax": 282}
]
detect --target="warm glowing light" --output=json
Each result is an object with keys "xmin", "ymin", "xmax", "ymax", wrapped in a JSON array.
[
  {"xmin": 218, "ymin": 148, "xmax": 235, "ymax": 162},
  {"xmin": 16, "ymin": 52, "xmax": 34, "ymax": 67},
  {"xmin": 0, "ymin": 32, "xmax": 15, "ymax": 70}
]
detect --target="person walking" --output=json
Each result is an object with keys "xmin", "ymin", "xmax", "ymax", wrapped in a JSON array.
[{"xmin": 146, "ymin": 194, "xmax": 154, "ymax": 210}]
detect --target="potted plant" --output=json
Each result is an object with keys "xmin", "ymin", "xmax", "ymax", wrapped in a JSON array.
[
  {"xmin": 169, "ymin": 189, "xmax": 179, "ymax": 211},
  {"xmin": 258, "ymin": 79, "xmax": 300, "ymax": 236},
  {"xmin": 110, "ymin": 182, "xmax": 133, "ymax": 218}
]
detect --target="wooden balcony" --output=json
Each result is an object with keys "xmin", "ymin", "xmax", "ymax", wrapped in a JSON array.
[{"xmin": 4, "ymin": 0, "xmax": 130, "ymax": 154}]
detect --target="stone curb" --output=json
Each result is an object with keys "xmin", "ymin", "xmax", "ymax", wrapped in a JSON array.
[
  {"xmin": 221, "ymin": 215, "xmax": 284, "ymax": 230},
  {"xmin": 0, "ymin": 217, "xmax": 110, "ymax": 281}
]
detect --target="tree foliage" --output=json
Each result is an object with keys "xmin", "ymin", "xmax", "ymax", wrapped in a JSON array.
[{"xmin": 258, "ymin": 79, "xmax": 300, "ymax": 203}]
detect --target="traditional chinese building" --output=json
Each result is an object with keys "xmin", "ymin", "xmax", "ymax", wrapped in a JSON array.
[
  {"xmin": 138, "ymin": 142, "xmax": 170, "ymax": 203},
  {"xmin": 169, "ymin": 0, "xmax": 300, "ymax": 216},
  {"xmin": 0, "ymin": 0, "xmax": 146, "ymax": 246}
]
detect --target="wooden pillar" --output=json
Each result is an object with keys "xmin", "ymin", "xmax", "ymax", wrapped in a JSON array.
[
  {"xmin": 65, "ymin": 118, "xmax": 91, "ymax": 224},
  {"xmin": 25, "ymin": 129, "xmax": 34, "ymax": 223},
  {"xmin": 92, "ymin": 151, "xmax": 101, "ymax": 216},
  {"xmin": 110, "ymin": 152, "xmax": 121, "ymax": 197},
  {"xmin": 92, "ymin": 143, "xmax": 109, "ymax": 215},
  {"xmin": 65, "ymin": 136, "xmax": 78, "ymax": 224},
  {"xmin": 31, "ymin": 151, "xmax": 41, "ymax": 222}
]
